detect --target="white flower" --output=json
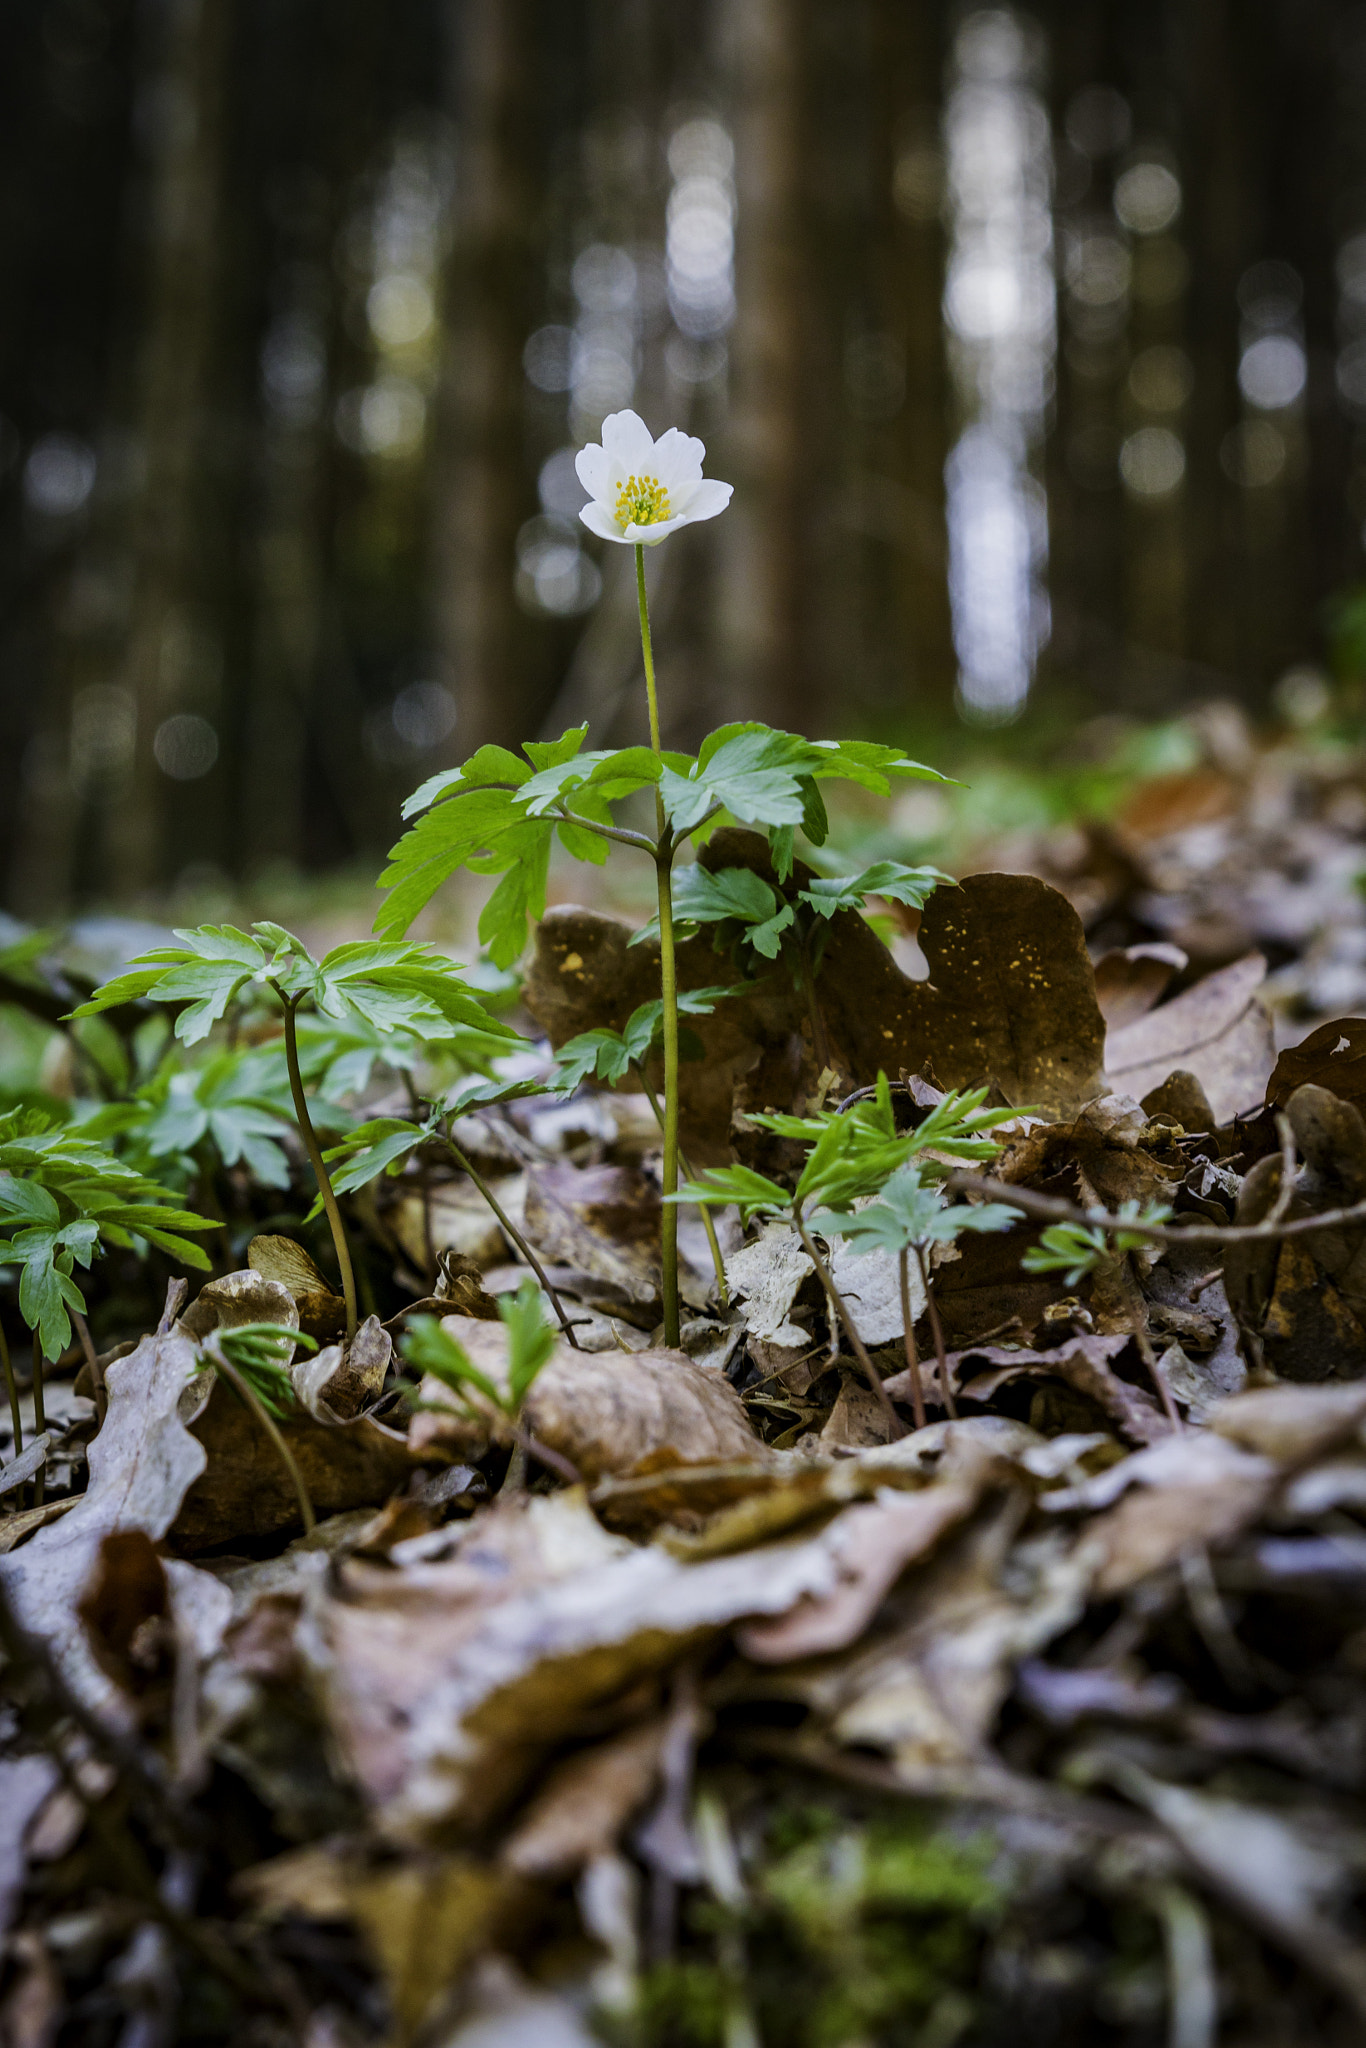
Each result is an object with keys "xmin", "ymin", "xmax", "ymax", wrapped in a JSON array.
[{"xmin": 575, "ymin": 409, "xmax": 733, "ymax": 546}]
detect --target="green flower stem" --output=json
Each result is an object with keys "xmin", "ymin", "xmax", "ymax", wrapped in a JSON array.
[
  {"xmin": 636, "ymin": 542, "xmax": 682, "ymax": 1347},
  {"xmin": 440, "ymin": 1128, "xmax": 582, "ymax": 1349},
  {"xmin": 794, "ymin": 1211, "xmax": 902, "ymax": 1438},
  {"xmin": 278, "ymin": 994, "xmax": 358, "ymax": 1342},
  {"xmin": 896, "ymin": 1249, "xmax": 927, "ymax": 1432},
  {"xmin": 634, "ymin": 1068, "xmax": 729, "ymax": 1309},
  {"xmin": 31, "ymin": 1332, "xmax": 45, "ymax": 1508},
  {"xmin": 210, "ymin": 1350, "xmax": 315, "ymax": 1535},
  {"xmin": 0, "ymin": 1317, "xmax": 21, "ymax": 1458}
]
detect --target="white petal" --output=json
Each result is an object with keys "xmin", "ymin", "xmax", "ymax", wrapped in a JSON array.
[
  {"xmin": 600, "ymin": 409, "xmax": 656, "ymax": 474},
  {"xmin": 580, "ymin": 501, "xmax": 631, "ymax": 543},
  {"xmin": 650, "ymin": 427, "xmax": 705, "ymax": 490},
  {"xmin": 676, "ymin": 478, "xmax": 733, "ymax": 525},
  {"xmin": 624, "ymin": 511, "xmax": 689, "ymax": 545},
  {"xmin": 575, "ymin": 443, "xmax": 612, "ymax": 501}
]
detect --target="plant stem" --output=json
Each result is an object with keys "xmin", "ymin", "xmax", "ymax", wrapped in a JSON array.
[
  {"xmin": 0, "ymin": 1317, "xmax": 21, "ymax": 1459},
  {"xmin": 897, "ymin": 1249, "xmax": 927, "ymax": 1431},
  {"xmin": 278, "ymin": 993, "xmax": 357, "ymax": 1341},
  {"xmin": 72, "ymin": 1310, "xmax": 106, "ymax": 1426},
  {"xmin": 31, "ymin": 1332, "xmax": 45, "ymax": 1508},
  {"xmin": 636, "ymin": 541, "xmax": 682, "ymax": 1347},
  {"xmin": 635, "ymin": 1068, "xmax": 729, "ymax": 1309},
  {"xmin": 913, "ymin": 1245, "xmax": 957, "ymax": 1418},
  {"xmin": 441, "ymin": 1129, "xmax": 581, "ymax": 1348},
  {"xmin": 794, "ymin": 1211, "xmax": 903, "ymax": 1438},
  {"xmin": 211, "ymin": 1351, "xmax": 315, "ymax": 1534}
]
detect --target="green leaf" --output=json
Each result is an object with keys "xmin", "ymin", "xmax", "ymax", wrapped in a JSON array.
[
  {"xmin": 401, "ymin": 1314, "xmax": 507, "ymax": 1414},
  {"xmin": 798, "ymin": 861, "xmax": 954, "ymax": 921},
  {"xmin": 321, "ymin": 1117, "xmax": 428, "ymax": 1201},
  {"xmin": 210, "ymin": 1322, "xmax": 319, "ymax": 1418},
  {"xmin": 445, "ymin": 1073, "xmax": 548, "ymax": 1116},
  {"xmin": 667, "ymin": 1163, "xmax": 791, "ymax": 1223},
  {"xmin": 500, "ymin": 1279, "xmax": 557, "ymax": 1405},
  {"xmin": 810, "ymin": 1166, "xmax": 1021, "ymax": 1256},
  {"xmin": 551, "ymin": 987, "xmax": 733, "ymax": 1091}
]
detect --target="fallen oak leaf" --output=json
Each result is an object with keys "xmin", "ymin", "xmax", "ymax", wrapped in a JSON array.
[
  {"xmin": 1105, "ymin": 951, "xmax": 1275, "ymax": 1123},
  {"xmin": 499, "ymin": 1717, "xmax": 668, "ymax": 1878}
]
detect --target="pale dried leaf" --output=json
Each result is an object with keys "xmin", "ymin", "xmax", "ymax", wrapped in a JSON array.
[
  {"xmin": 500, "ymin": 1718, "xmax": 666, "ymax": 1877},
  {"xmin": 1105, "ymin": 952, "xmax": 1275, "ymax": 1123}
]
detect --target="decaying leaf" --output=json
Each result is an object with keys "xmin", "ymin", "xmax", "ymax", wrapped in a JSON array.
[
  {"xmin": 499, "ymin": 1717, "xmax": 667, "ymax": 1877},
  {"xmin": 0, "ymin": 1757, "xmax": 59, "ymax": 1937},
  {"xmin": 0, "ymin": 1328, "xmax": 211, "ymax": 1714},
  {"xmin": 1266, "ymin": 1015, "xmax": 1366, "ymax": 1112},
  {"xmin": 247, "ymin": 1234, "xmax": 348, "ymax": 1342},
  {"xmin": 1092, "ymin": 942, "xmax": 1187, "ymax": 1029},
  {"xmin": 524, "ymin": 1343, "xmax": 764, "ymax": 1480},
  {"xmin": 916, "ymin": 1333, "xmax": 1171, "ymax": 1446},
  {"xmin": 1105, "ymin": 951, "xmax": 1275, "ymax": 1122},
  {"xmin": 523, "ymin": 1162, "xmax": 665, "ymax": 1315}
]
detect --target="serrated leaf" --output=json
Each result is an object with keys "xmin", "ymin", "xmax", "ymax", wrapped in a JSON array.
[
  {"xmin": 667, "ymin": 1163, "xmax": 791, "ymax": 1222},
  {"xmin": 321, "ymin": 1117, "xmax": 428, "ymax": 1201},
  {"xmin": 799, "ymin": 861, "xmax": 953, "ymax": 920}
]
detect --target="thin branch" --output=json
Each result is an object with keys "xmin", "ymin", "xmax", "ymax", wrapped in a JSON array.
[
  {"xmin": 31, "ymin": 1332, "xmax": 45, "ymax": 1508},
  {"xmin": 946, "ymin": 1170, "xmax": 1366, "ymax": 1249},
  {"xmin": 208, "ymin": 1350, "xmax": 316, "ymax": 1535},
  {"xmin": 72, "ymin": 1309, "xmax": 106, "ymax": 1426},
  {"xmin": 896, "ymin": 1248, "xmax": 927, "ymax": 1431},
  {"xmin": 913, "ymin": 1244, "xmax": 957, "ymax": 1418},
  {"xmin": 440, "ymin": 1127, "xmax": 582, "ymax": 1348},
  {"xmin": 794, "ymin": 1210, "xmax": 904, "ymax": 1439},
  {"xmin": 1267, "ymin": 1111, "xmax": 1297, "ymax": 1229},
  {"xmin": 0, "ymin": 1316, "xmax": 21, "ymax": 1458}
]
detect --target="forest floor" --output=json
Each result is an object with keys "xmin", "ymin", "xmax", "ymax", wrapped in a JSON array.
[{"xmin": 8, "ymin": 701, "xmax": 1366, "ymax": 2045}]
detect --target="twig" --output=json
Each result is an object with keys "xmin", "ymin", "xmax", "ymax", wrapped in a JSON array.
[
  {"xmin": 946, "ymin": 1170, "xmax": 1366, "ymax": 1249},
  {"xmin": 208, "ymin": 1350, "xmax": 316, "ymax": 1535},
  {"xmin": 1187, "ymin": 1268, "xmax": 1223, "ymax": 1300},
  {"xmin": 440, "ymin": 1127, "xmax": 582, "ymax": 1348},
  {"xmin": 72, "ymin": 1309, "xmax": 106, "ymax": 1426},
  {"xmin": 794, "ymin": 1211, "xmax": 904, "ymax": 1438},
  {"xmin": 509, "ymin": 1421, "xmax": 582, "ymax": 1486},
  {"xmin": 0, "ymin": 1316, "xmax": 21, "ymax": 1459},
  {"xmin": 896, "ymin": 1248, "xmax": 927, "ymax": 1431},
  {"xmin": 913, "ymin": 1244, "xmax": 957, "ymax": 1418},
  {"xmin": 1124, "ymin": 1254, "xmax": 1183, "ymax": 1433},
  {"xmin": 1267, "ymin": 1111, "xmax": 1297, "ymax": 1229},
  {"xmin": 31, "ymin": 1332, "xmax": 45, "ymax": 1509}
]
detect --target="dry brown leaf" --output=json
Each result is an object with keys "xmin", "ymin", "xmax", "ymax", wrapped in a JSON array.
[
  {"xmin": 390, "ymin": 1175, "xmax": 528, "ymax": 1272},
  {"xmin": 0, "ymin": 1328, "xmax": 211, "ymax": 1714},
  {"xmin": 313, "ymin": 1489, "xmax": 894, "ymax": 1834},
  {"xmin": 738, "ymin": 1476, "xmax": 984, "ymax": 1663},
  {"xmin": 926, "ymin": 1334, "xmax": 1171, "ymax": 1446},
  {"xmin": 523, "ymin": 1163, "xmax": 664, "ymax": 1313},
  {"xmin": 1105, "ymin": 951, "xmax": 1274, "ymax": 1122},
  {"xmin": 791, "ymin": 1503, "xmax": 1096, "ymax": 1779},
  {"xmin": 1092, "ymin": 943, "xmax": 1187, "ymax": 1029},
  {"xmin": 238, "ymin": 1844, "xmax": 524, "ymax": 2045},
  {"xmin": 246, "ymin": 1234, "xmax": 347, "ymax": 1342},
  {"xmin": 1050, "ymin": 1433, "xmax": 1280, "ymax": 1597},
  {"xmin": 1210, "ymin": 1380, "xmax": 1366, "ymax": 1466},
  {"xmin": 499, "ymin": 1718, "xmax": 666, "ymax": 1877},
  {"xmin": 0, "ymin": 1757, "xmax": 59, "ymax": 1936},
  {"xmin": 1266, "ymin": 1016, "xmax": 1366, "ymax": 1112},
  {"xmin": 172, "ymin": 1368, "xmax": 422, "ymax": 1552},
  {"xmin": 180, "ymin": 1268, "xmax": 298, "ymax": 1341},
  {"xmin": 291, "ymin": 1314, "xmax": 391, "ymax": 1422},
  {"xmin": 524, "ymin": 1343, "xmax": 764, "ymax": 1481}
]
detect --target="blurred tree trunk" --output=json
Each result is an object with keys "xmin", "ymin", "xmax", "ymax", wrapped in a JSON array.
[
  {"xmin": 102, "ymin": 0, "xmax": 232, "ymax": 895},
  {"xmin": 430, "ymin": 0, "xmax": 540, "ymax": 753},
  {"xmin": 719, "ymin": 0, "xmax": 809, "ymax": 728}
]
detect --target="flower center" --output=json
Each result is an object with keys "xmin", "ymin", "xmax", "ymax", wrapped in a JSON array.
[{"xmin": 614, "ymin": 474, "xmax": 671, "ymax": 528}]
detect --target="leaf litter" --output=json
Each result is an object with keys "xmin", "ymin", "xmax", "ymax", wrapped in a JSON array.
[{"xmin": 14, "ymin": 714, "xmax": 1366, "ymax": 2041}]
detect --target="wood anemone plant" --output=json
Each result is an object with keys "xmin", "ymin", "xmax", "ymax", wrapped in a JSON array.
[
  {"xmin": 75, "ymin": 926, "xmax": 519, "ymax": 1345},
  {"xmin": 672, "ymin": 1077, "xmax": 1019, "ymax": 1430},
  {"xmin": 375, "ymin": 413, "xmax": 950, "ymax": 1345}
]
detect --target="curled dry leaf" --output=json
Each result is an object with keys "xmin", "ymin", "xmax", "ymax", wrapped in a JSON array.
[
  {"xmin": 291, "ymin": 1313, "xmax": 392, "ymax": 1422},
  {"xmin": 180, "ymin": 1269, "xmax": 298, "ymax": 1344},
  {"xmin": 738, "ymin": 1474, "xmax": 986, "ymax": 1663},
  {"xmin": 0, "ymin": 1327, "xmax": 210, "ymax": 1715},
  {"xmin": 172, "ymin": 1370, "xmax": 421, "ymax": 1553},
  {"xmin": 926, "ymin": 1333, "xmax": 1172, "ymax": 1447},
  {"xmin": 499, "ymin": 1717, "xmax": 667, "ymax": 1877},
  {"xmin": 1266, "ymin": 1016, "xmax": 1366, "ymax": 1112},
  {"xmin": 1104, "ymin": 951, "xmax": 1275, "ymax": 1123},
  {"xmin": 314, "ymin": 1489, "xmax": 904, "ymax": 1834},
  {"xmin": 524, "ymin": 1343, "xmax": 764, "ymax": 1481},
  {"xmin": 1091, "ymin": 942, "xmax": 1187, "ymax": 1030},
  {"xmin": 246, "ymin": 1234, "xmax": 347, "ymax": 1343}
]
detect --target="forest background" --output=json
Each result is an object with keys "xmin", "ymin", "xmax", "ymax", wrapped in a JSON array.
[{"xmin": 2, "ymin": 0, "xmax": 1364, "ymax": 918}]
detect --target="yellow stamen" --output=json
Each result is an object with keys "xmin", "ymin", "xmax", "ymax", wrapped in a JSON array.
[{"xmin": 614, "ymin": 473, "xmax": 671, "ymax": 529}]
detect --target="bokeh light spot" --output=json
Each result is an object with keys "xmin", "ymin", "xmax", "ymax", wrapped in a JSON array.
[{"xmin": 154, "ymin": 713, "xmax": 218, "ymax": 781}]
